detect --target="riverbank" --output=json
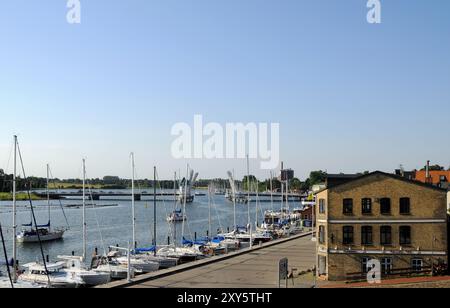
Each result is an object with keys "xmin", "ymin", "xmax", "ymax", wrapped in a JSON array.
[
  {"xmin": 48, "ymin": 183, "xmax": 129, "ymax": 190},
  {"xmin": 0, "ymin": 192, "xmax": 43, "ymax": 201}
]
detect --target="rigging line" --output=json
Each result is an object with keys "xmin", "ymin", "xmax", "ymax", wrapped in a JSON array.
[
  {"xmin": 16, "ymin": 140, "xmax": 51, "ymax": 287},
  {"xmin": 211, "ymin": 187, "xmax": 224, "ymax": 234},
  {"xmin": 86, "ymin": 179, "xmax": 108, "ymax": 257},
  {"xmin": 48, "ymin": 166, "xmax": 70, "ymax": 230},
  {"xmin": 0, "ymin": 222, "xmax": 13, "ymax": 289},
  {"xmin": 3, "ymin": 138, "xmax": 13, "ymax": 175},
  {"xmin": 0, "ymin": 140, "xmax": 14, "ymax": 195},
  {"xmin": 155, "ymin": 169, "xmax": 173, "ymax": 245}
]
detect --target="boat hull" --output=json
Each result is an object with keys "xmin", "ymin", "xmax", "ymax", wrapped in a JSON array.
[
  {"xmin": 17, "ymin": 230, "xmax": 65, "ymax": 243},
  {"xmin": 18, "ymin": 274, "xmax": 82, "ymax": 288}
]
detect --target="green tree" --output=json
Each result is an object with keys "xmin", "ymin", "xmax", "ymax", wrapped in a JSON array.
[
  {"xmin": 242, "ymin": 175, "xmax": 257, "ymax": 191},
  {"xmin": 309, "ymin": 171, "xmax": 327, "ymax": 186},
  {"xmin": 421, "ymin": 165, "xmax": 444, "ymax": 171},
  {"xmin": 290, "ymin": 178, "xmax": 302, "ymax": 191}
]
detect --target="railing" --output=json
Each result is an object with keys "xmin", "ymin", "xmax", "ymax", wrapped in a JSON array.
[{"xmin": 346, "ymin": 266, "xmax": 433, "ymax": 281}]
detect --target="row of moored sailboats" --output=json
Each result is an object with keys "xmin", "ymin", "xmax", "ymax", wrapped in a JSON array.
[{"xmin": 1, "ymin": 137, "xmax": 307, "ymax": 288}]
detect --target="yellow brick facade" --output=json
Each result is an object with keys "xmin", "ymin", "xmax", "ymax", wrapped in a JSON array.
[{"xmin": 315, "ymin": 172, "xmax": 448, "ymax": 281}]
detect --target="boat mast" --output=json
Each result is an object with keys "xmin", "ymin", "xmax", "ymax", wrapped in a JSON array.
[
  {"xmin": 255, "ymin": 179, "xmax": 259, "ymax": 228},
  {"xmin": 173, "ymin": 172, "xmax": 177, "ymax": 247},
  {"xmin": 47, "ymin": 164, "xmax": 51, "ymax": 230},
  {"xmin": 181, "ymin": 165, "xmax": 188, "ymax": 242},
  {"xmin": 246, "ymin": 155, "xmax": 250, "ymax": 227},
  {"xmin": 231, "ymin": 169, "xmax": 237, "ymax": 231},
  {"xmin": 286, "ymin": 176, "xmax": 289, "ymax": 213},
  {"xmin": 153, "ymin": 166, "xmax": 157, "ymax": 256},
  {"xmin": 131, "ymin": 153, "xmax": 136, "ymax": 249},
  {"xmin": 82, "ymin": 159, "xmax": 87, "ymax": 261},
  {"xmin": 270, "ymin": 172, "xmax": 274, "ymax": 225},
  {"xmin": 208, "ymin": 184, "xmax": 212, "ymax": 240},
  {"xmin": 12, "ymin": 135, "xmax": 17, "ymax": 283}
]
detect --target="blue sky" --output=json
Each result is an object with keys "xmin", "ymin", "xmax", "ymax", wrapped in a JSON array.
[{"xmin": 0, "ymin": 0, "xmax": 449, "ymax": 180}]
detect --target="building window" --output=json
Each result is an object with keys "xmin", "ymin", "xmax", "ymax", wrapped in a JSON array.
[
  {"xmin": 361, "ymin": 257, "xmax": 370, "ymax": 273},
  {"xmin": 362, "ymin": 198, "xmax": 372, "ymax": 214},
  {"xmin": 400, "ymin": 198, "xmax": 411, "ymax": 215},
  {"xmin": 343, "ymin": 199, "xmax": 353, "ymax": 215},
  {"xmin": 381, "ymin": 258, "xmax": 393, "ymax": 275},
  {"xmin": 400, "ymin": 226, "xmax": 412, "ymax": 245},
  {"xmin": 380, "ymin": 226, "xmax": 392, "ymax": 246},
  {"xmin": 343, "ymin": 226, "xmax": 354, "ymax": 245},
  {"xmin": 319, "ymin": 226, "xmax": 325, "ymax": 244},
  {"xmin": 319, "ymin": 199, "xmax": 326, "ymax": 214},
  {"xmin": 361, "ymin": 226, "xmax": 373, "ymax": 246},
  {"xmin": 380, "ymin": 198, "xmax": 391, "ymax": 215},
  {"xmin": 412, "ymin": 259, "xmax": 423, "ymax": 272}
]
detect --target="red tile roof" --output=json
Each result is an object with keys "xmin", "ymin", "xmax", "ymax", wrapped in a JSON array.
[{"xmin": 414, "ymin": 170, "xmax": 450, "ymax": 185}]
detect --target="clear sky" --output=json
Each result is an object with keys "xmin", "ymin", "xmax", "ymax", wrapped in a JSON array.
[{"xmin": 0, "ymin": 0, "xmax": 449, "ymax": 180}]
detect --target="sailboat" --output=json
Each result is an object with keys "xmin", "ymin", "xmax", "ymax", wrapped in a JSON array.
[
  {"xmin": 0, "ymin": 223, "xmax": 38, "ymax": 288},
  {"xmin": 167, "ymin": 209, "xmax": 187, "ymax": 223},
  {"xmin": 17, "ymin": 164, "xmax": 67, "ymax": 243},
  {"xmin": 133, "ymin": 169, "xmax": 179, "ymax": 269},
  {"xmin": 55, "ymin": 159, "xmax": 111, "ymax": 286},
  {"xmin": 7, "ymin": 136, "xmax": 78, "ymax": 288},
  {"xmin": 111, "ymin": 156, "xmax": 160, "ymax": 274},
  {"xmin": 157, "ymin": 166, "xmax": 205, "ymax": 263},
  {"xmin": 19, "ymin": 261, "xmax": 84, "ymax": 288}
]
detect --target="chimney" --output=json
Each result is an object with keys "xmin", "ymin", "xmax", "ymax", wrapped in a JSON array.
[{"xmin": 426, "ymin": 160, "xmax": 431, "ymax": 183}]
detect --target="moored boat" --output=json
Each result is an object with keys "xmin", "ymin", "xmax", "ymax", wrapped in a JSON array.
[{"xmin": 18, "ymin": 261, "xmax": 84, "ymax": 288}]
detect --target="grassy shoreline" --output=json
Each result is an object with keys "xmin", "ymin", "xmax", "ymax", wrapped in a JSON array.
[{"xmin": 0, "ymin": 193, "xmax": 43, "ymax": 201}]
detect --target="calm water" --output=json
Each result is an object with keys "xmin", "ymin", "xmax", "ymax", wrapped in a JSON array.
[{"xmin": 0, "ymin": 190, "xmax": 299, "ymax": 266}]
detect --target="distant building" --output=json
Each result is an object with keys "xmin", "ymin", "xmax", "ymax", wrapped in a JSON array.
[
  {"xmin": 414, "ymin": 170, "xmax": 450, "ymax": 189},
  {"xmin": 315, "ymin": 171, "xmax": 448, "ymax": 281},
  {"xmin": 297, "ymin": 205, "xmax": 313, "ymax": 221},
  {"xmin": 396, "ymin": 161, "xmax": 450, "ymax": 189},
  {"xmin": 394, "ymin": 169, "xmax": 416, "ymax": 180}
]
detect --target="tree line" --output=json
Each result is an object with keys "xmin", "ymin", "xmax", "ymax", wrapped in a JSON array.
[{"xmin": 0, "ymin": 169, "xmax": 331, "ymax": 193}]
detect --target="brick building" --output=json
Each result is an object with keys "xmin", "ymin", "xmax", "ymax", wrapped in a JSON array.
[{"xmin": 315, "ymin": 171, "xmax": 448, "ymax": 281}]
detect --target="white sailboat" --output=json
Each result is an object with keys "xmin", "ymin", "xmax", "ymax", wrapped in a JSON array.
[
  {"xmin": 56, "ymin": 159, "xmax": 111, "ymax": 286},
  {"xmin": 167, "ymin": 209, "xmax": 187, "ymax": 223},
  {"xmin": 91, "ymin": 251, "xmax": 136, "ymax": 280},
  {"xmin": 157, "ymin": 166, "xmax": 205, "ymax": 263},
  {"xmin": 19, "ymin": 261, "xmax": 84, "ymax": 288},
  {"xmin": 133, "ymin": 170, "xmax": 179, "ymax": 269},
  {"xmin": 58, "ymin": 255, "xmax": 110, "ymax": 287},
  {"xmin": 7, "ymin": 136, "xmax": 58, "ymax": 288},
  {"xmin": 17, "ymin": 165, "xmax": 66, "ymax": 244},
  {"xmin": 120, "ymin": 156, "xmax": 160, "ymax": 274}
]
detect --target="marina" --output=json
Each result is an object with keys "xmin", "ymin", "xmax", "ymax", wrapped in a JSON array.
[{"xmin": 0, "ymin": 140, "xmax": 310, "ymax": 288}]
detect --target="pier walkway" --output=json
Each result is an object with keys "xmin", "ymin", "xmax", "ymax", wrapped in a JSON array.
[{"xmin": 100, "ymin": 232, "xmax": 316, "ymax": 289}]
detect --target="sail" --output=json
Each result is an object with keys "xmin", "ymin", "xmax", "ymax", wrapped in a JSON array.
[
  {"xmin": 0, "ymin": 259, "xmax": 14, "ymax": 266},
  {"xmin": 133, "ymin": 246, "xmax": 156, "ymax": 254},
  {"xmin": 36, "ymin": 221, "xmax": 51, "ymax": 228},
  {"xmin": 182, "ymin": 237, "xmax": 207, "ymax": 246}
]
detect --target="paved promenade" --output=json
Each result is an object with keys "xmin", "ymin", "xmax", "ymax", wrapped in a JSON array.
[{"xmin": 100, "ymin": 233, "xmax": 316, "ymax": 289}]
